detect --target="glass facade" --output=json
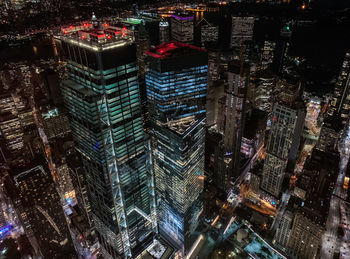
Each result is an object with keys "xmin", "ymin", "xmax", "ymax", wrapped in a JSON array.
[
  {"xmin": 145, "ymin": 42, "xmax": 207, "ymax": 254},
  {"xmin": 57, "ymin": 24, "xmax": 156, "ymax": 259}
]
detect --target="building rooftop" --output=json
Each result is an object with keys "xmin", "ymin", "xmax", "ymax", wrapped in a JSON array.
[
  {"xmin": 56, "ymin": 21, "xmax": 134, "ymax": 52},
  {"xmin": 145, "ymin": 41, "xmax": 205, "ymax": 59},
  {"xmin": 171, "ymin": 13, "xmax": 194, "ymax": 21}
]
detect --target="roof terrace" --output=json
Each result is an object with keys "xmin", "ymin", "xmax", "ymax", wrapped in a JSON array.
[{"xmin": 56, "ymin": 22, "xmax": 134, "ymax": 52}]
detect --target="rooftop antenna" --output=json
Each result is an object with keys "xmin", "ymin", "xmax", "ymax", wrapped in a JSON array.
[{"xmin": 92, "ymin": 12, "xmax": 99, "ymax": 28}]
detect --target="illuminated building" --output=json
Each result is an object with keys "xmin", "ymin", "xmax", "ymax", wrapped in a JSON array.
[
  {"xmin": 56, "ymin": 160, "xmax": 77, "ymax": 206},
  {"xmin": 145, "ymin": 42, "xmax": 207, "ymax": 254},
  {"xmin": 316, "ymin": 115, "xmax": 342, "ymax": 152},
  {"xmin": 198, "ymin": 18, "xmax": 219, "ymax": 47},
  {"xmin": 220, "ymin": 60, "xmax": 249, "ymax": 188},
  {"xmin": 285, "ymin": 150, "xmax": 338, "ymax": 259},
  {"xmin": 251, "ymin": 70, "xmax": 276, "ymax": 114},
  {"xmin": 241, "ymin": 109, "xmax": 267, "ymax": 158},
  {"xmin": 260, "ymin": 41, "xmax": 276, "ymax": 70},
  {"xmin": 261, "ymin": 90, "xmax": 305, "ymax": 197},
  {"xmin": 272, "ymin": 23, "xmax": 292, "ymax": 75},
  {"xmin": 230, "ymin": 16, "xmax": 255, "ymax": 48},
  {"xmin": 0, "ymin": 91, "xmax": 32, "ymax": 154},
  {"xmin": 171, "ymin": 14, "xmax": 194, "ymax": 44},
  {"xmin": 13, "ymin": 165, "xmax": 76, "ymax": 258},
  {"xmin": 66, "ymin": 153, "xmax": 93, "ymax": 226},
  {"xmin": 329, "ymin": 52, "xmax": 350, "ymax": 124},
  {"xmin": 55, "ymin": 17, "xmax": 157, "ymax": 258},
  {"xmin": 0, "ymin": 113, "xmax": 23, "ymax": 153},
  {"xmin": 42, "ymin": 108, "xmax": 70, "ymax": 140},
  {"xmin": 159, "ymin": 21, "xmax": 170, "ymax": 44}
]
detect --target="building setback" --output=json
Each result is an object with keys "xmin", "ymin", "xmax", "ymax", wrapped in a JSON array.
[
  {"xmin": 145, "ymin": 41, "xmax": 207, "ymax": 255},
  {"xmin": 55, "ymin": 18, "xmax": 156, "ymax": 259}
]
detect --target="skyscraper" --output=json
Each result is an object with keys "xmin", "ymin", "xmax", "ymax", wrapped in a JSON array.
[
  {"xmin": 145, "ymin": 42, "xmax": 207, "ymax": 254},
  {"xmin": 198, "ymin": 18, "xmax": 219, "ymax": 47},
  {"xmin": 329, "ymin": 52, "xmax": 350, "ymax": 124},
  {"xmin": 171, "ymin": 14, "xmax": 194, "ymax": 44},
  {"xmin": 223, "ymin": 60, "xmax": 249, "ymax": 181},
  {"xmin": 159, "ymin": 21, "xmax": 170, "ymax": 44},
  {"xmin": 230, "ymin": 16, "xmax": 255, "ymax": 48},
  {"xmin": 13, "ymin": 165, "xmax": 76, "ymax": 259},
  {"xmin": 261, "ymin": 90, "xmax": 305, "ymax": 197},
  {"xmin": 55, "ymin": 18, "xmax": 156, "ymax": 258}
]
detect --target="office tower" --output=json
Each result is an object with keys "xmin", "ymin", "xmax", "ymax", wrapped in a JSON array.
[
  {"xmin": 55, "ymin": 19, "xmax": 156, "ymax": 258},
  {"xmin": 261, "ymin": 91, "xmax": 305, "ymax": 197},
  {"xmin": 329, "ymin": 52, "xmax": 350, "ymax": 124},
  {"xmin": 171, "ymin": 14, "xmax": 194, "ymax": 44},
  {"xmin": 241, "ymin": 109, "xmax": 267, "ymax": 158},
  {"xmin": 288, "ymin": 150, "xmax": 338, "ymax": 259},
  {"xmin": 198, "ymin": 18, "xmax": 219, "ymax": 47},
  {"xmin": 56, "ymin": 160, "xmax": 77, "ymax": 206},
  {"xmin": 274, "ymin": 210, "xmax": 293, "ymax": 250},
  {"xmin": 260, "ymin": 41, "xmax": 276, "ymax": 70},
  {"xmin": 159, "ymin": 21, "xmax": 170, "ymax": 44},
  {"xmin": 223, "ymin": 60, "xmax": 249, "ymax": 181},
  {"xmin": 13, "ymin": 165, "xmax": 76, "ymax": 258},
  {"xmin": 272, "ymin": 23, "xmax": 292, "ymax": 75},
  {"xmin": 42, "ymin": 108, "xmax": 70, "ymax": 140},
  {"xmin": 0, "ymin": 113, "xmax": 23, "ymax": 153},
  {"xmin": 145, "ymin": 42, "xmax": 207, "ymax": 254},
  {"xmin": 230, "ymin": 16, "xmax": 254, "ymax": 48},
  {"xmin": 316, "ymin": 115, "xmax": 342, "ymax": 152},
  {"xmin": 251, "ymin": 70, "xmax": 275, "ymax": 114},
  {"xmin": 66, "ymin": 153, "xmax": 93, "ymax": 225}
]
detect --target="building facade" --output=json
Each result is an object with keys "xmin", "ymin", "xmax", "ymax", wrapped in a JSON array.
[
  {"xmin": 329, "ymin": 52, "xmax": 350, "ymax": 124},
  {"xmin": 14, "ymin": 165, "xmax": 76, "ymax": 258},
  {"xmin": 55, "ymin": 20, "xmax": 156, "ymax": 258},
  {"xmin": 145, "ymin": 42, "xmax": 207, "ymax": 254},
  {"xmin": 230, "ymin": 16, "xmax": 255, "ymax": 48},
  {"xmin": 171, "ymin": 14, "xmax": 194, "ymax": 44},
  {"xmin": 261, "ymin": 99, "xmax": 305, "ymax": 197}
]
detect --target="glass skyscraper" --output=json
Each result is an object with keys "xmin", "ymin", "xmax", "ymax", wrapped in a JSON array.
[
  {"xmin": 55, "ymin": 18, "xmax": 156, "ymax": 259},
  {"xmin": 145, "ymin": 42, "xmax": 207, "ymax": 255}
]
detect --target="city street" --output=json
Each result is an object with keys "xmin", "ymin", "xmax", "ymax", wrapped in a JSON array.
[{"xmin": 321, "ymin": 126, "xmax": 350, "ymax": 259}]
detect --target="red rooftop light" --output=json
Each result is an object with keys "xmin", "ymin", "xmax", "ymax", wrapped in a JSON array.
[
  {"xmin": 145, "ymin": 41, "xmax": 206, "ymax": 59},
  {"xmin": 81, "ymin": 35, "xmax": 86, "ymax": 39},
  {"xmin": 105, "ymin": 23, "xmax": 109, "ymax": 27},
  {"xmin": 107, "ymin": 35, "xmax": 112, "ymax": 39}
]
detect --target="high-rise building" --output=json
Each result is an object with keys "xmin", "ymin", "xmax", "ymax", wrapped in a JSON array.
[
  {"xmin": 13, "ymin": 165, "xmax": 76, "ymax": 259},
  {"xmin": 261, "ymin": 91, "xmax": 305, "ymax": 197},
  {"xmin": 230, "ymin": 16, "xmax": 254, "ymax": 48},
  {"xmin": 223, "ymin": 60, "xmax": 249, "ymax": 181},
  {"xmin": 329, "ymin": 52, "xmax": 350, "ymax": 124},
  {"xmin": 145, "ymin": 42, "xmax": 207, "ymax": 254},
  {"xmin": 42, "ymin": 108, "xmax": 70, "ymax": 140},
  {"xmin": 159, "ymin": 21, "xmax": 170, "ymax": 44},
  {"xmin": 316, "ymin": 115, "xmax": 342, "ymax": 152},
  {"xmin": 272, "ymin": 23, "xmax": 292, "ymax": 75},
  {"xmin": 251, "ymin": 70, "xmax": 276, "ymax": 114},
  {"xmin": 260, "ymin": 41, "xmax": 276, "ymax": 70},
  {"xmin": 274, "ymin": 210, "xmax": 293, "ymax": 250},
  {"xmin": 55, "ymin": 18, "xmax": 156, "ymax": 258},
  {"xmin": 171, "ymin": 14, "xmax": 194, "ymax": 44},
  {"xmin": 198, "ymin": 18, "xmax": 219, "ymax": 47}
]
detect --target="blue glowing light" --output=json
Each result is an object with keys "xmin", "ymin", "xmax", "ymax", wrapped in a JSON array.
[
  {"xmin": 271, "ymin": 201, "xmax": 276, "ymax": 205},
  {"xmin": 94, "ymin": 142, "xmax": 99, "ymax": 151},
  {"xmin": 67, "ymin": 197, "xmax": 72, "ymax": 205},
  {"xmin": 196, "ymin": 172, "xmax": 200, "ymax": 175},
  {"xmin": 0, "ymin": 224, "xmax": 11, "ymax": 236}
]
